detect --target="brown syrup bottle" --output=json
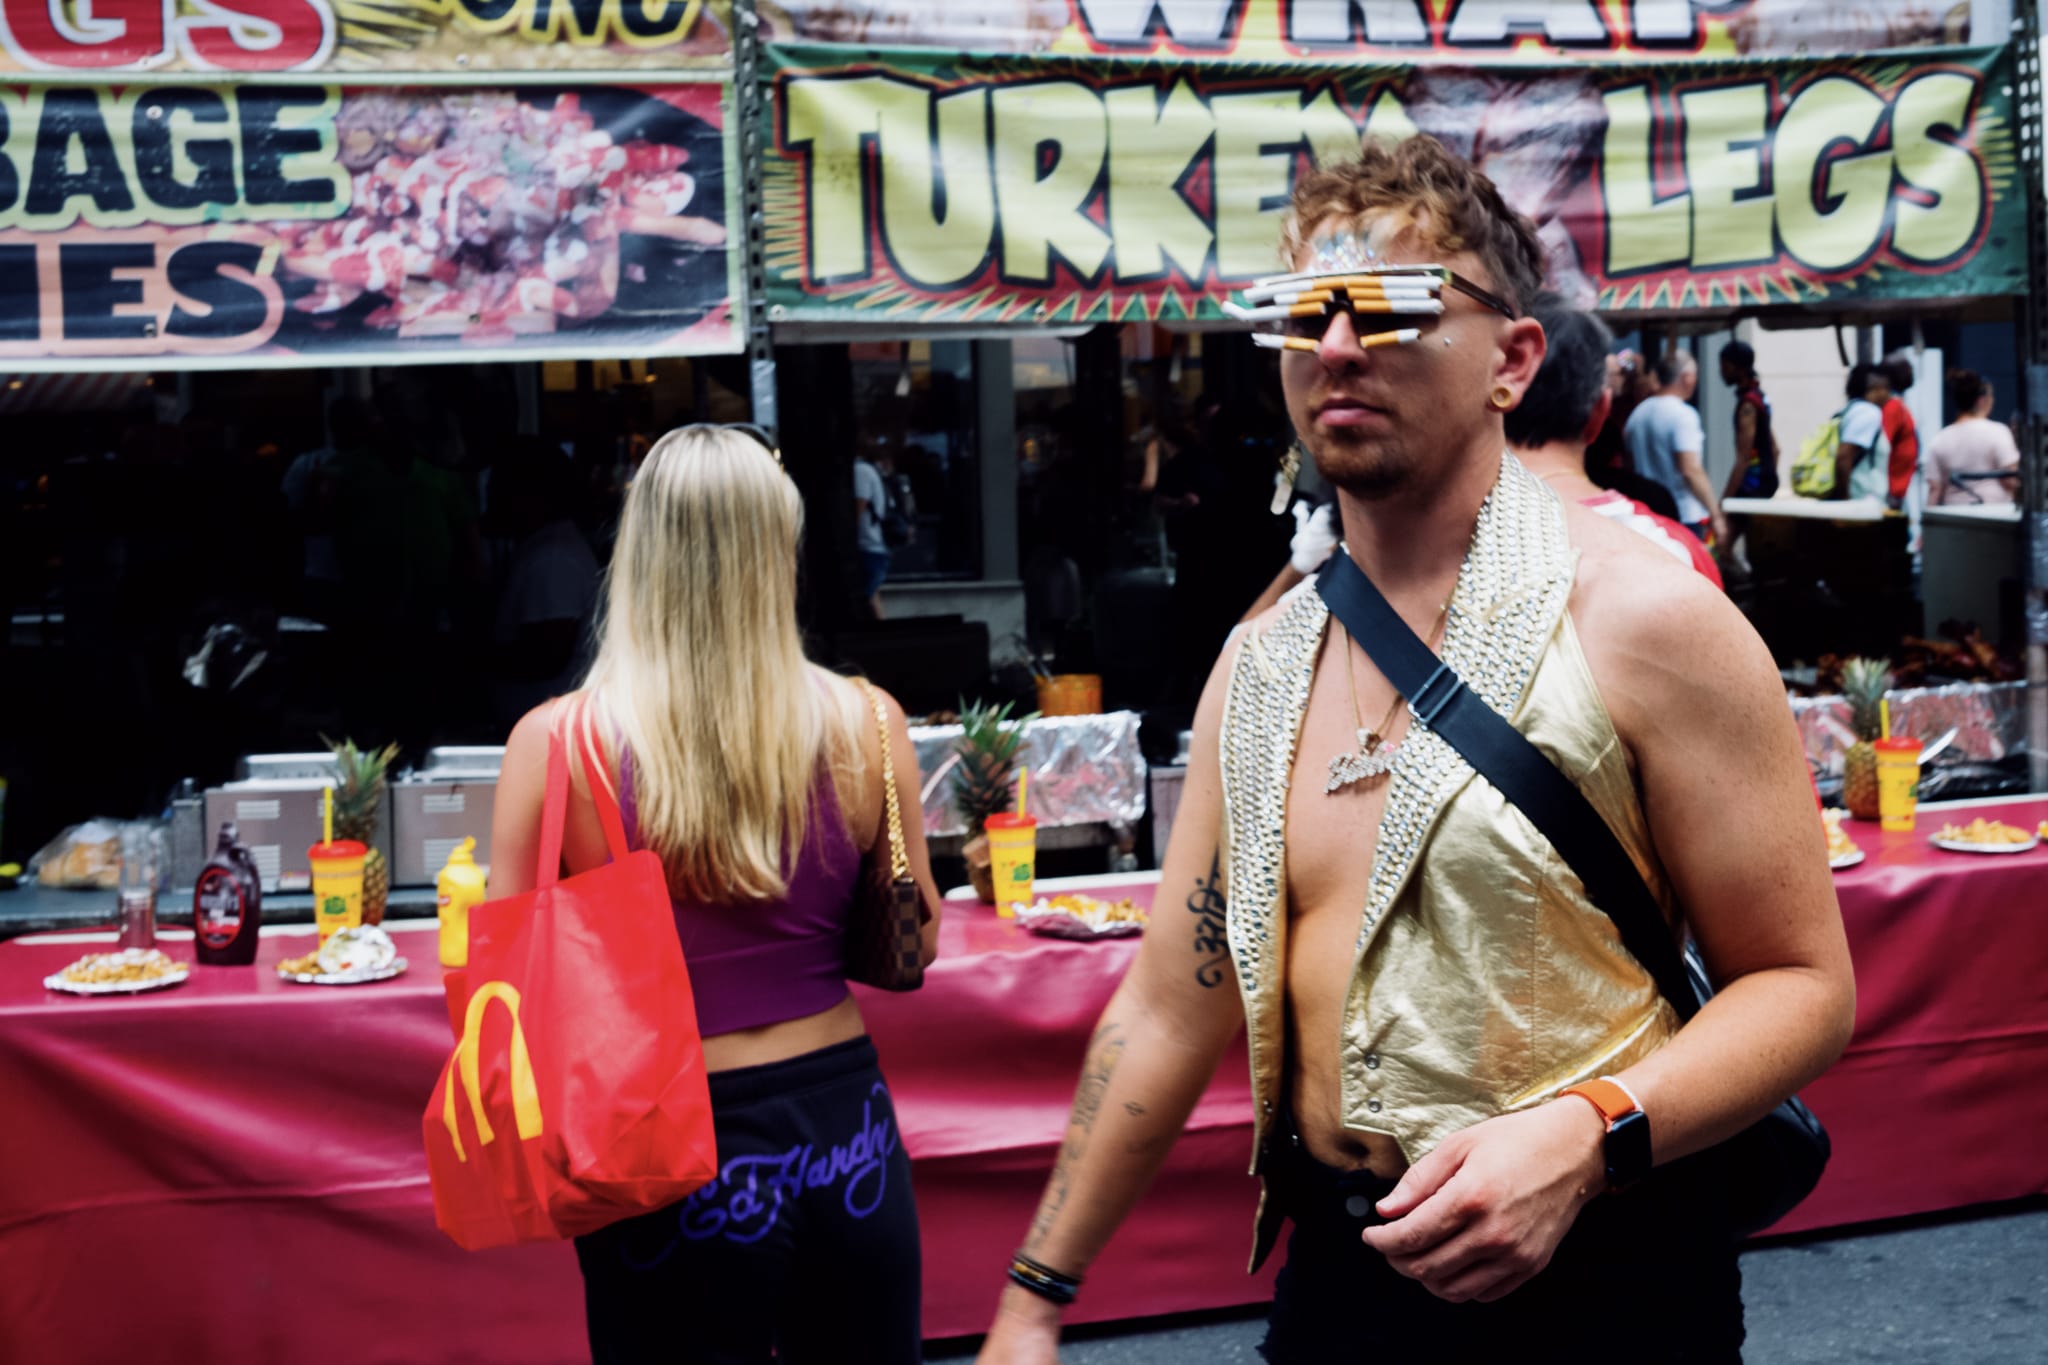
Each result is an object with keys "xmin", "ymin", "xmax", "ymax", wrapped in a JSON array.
[{"xmin": 193, "ymin": 822, "xmax": 263, "ymax": 966}]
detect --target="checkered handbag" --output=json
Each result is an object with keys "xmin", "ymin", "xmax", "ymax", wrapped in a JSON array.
[{"xmin": 847, "ymin": 679, "xmax": 932, "ymax": 991}]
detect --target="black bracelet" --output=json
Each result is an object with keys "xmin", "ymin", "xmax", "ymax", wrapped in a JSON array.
[{"xmin": 1007, "ymin": 1251, "xmax": 1082, "ymax": 1306}]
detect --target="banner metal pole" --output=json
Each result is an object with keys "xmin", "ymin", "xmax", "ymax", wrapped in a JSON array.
[
  {"xmin": 2017, "ymin": 1, "xmax": 2048, "ymax": 790},
  {"xmin": 732, "ymin": 0, "xmax": 778, "ymax": 440}
]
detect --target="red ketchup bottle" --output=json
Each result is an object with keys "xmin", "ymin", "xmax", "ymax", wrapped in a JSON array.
[{"xmin": 193, "ymin": 822, "xmax": 264, "ymax": 966}]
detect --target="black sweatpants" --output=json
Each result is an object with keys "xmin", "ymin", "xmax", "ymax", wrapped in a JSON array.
[
  {"xmin": 1260, "ymin": 1121, "xmax": 1745, "ymax": 1364},
  {"xmin": 576, "ymin": 1036, "xmax": 922, "ymax": 1364}
]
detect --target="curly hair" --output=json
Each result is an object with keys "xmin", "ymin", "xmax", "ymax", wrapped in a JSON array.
[{"xmin": 1281, "ymin": 136, "xmax": 1547, "ymax": 317}]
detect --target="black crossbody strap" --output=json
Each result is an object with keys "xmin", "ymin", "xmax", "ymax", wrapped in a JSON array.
[{"xmin": 1315, "ymin": 552, "xmax": 1699, "ymax": 1021}]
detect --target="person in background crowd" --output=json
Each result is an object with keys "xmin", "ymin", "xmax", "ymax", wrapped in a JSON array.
[
  {"xmin": 1719, "ymin": 342, "xmax": 1778, "ymax": 501},
  {"xmin": 1623, "ymin": 350, "xmax": 1727, "ymax": 547},
  {"xmin": 1586, "ymin": 350, "xmax": 1683, "ymax": 523},
  {"xmin": 492, "ymin": 426, "xmax": 941, "ymax": 1365},
  {"xmin": 1880, "ymin": 355, "xmax": 1920, "ymax": 511},
  {"xmin": 853, "ymin": 439, "xmax": 897, "ymax": 619},
  {"xmin": 1582, "ymin": 349, "xmax": 1638, "ymax": 478},
  {"xmin": 1835, "ymin": 364, "xmax": 1893, "ymax": 503},
  {"xmin": 1509, "ymin": 297, "xmax": 1723, "ymax": 588},
  {"xmin": 1925, "ymin": 369, "xmax": 2021, "ymax": 507},
  {"xmin": 976, "ymin": 136, "xmax": 1852, "ymax": 1365}
]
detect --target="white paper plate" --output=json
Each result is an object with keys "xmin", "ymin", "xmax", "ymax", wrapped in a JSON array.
[
  {"xmin": 1929, "ymin": 836, "xmax": 2038, "ymax": 856},
  {"xmin": 279, "ymin": 957, "xmax": 409, "ymax": 986},
  {"xmin": 1828, "ymin": 849, "xmax": 1864, "ymax": 870},
  {"xmin": 44, "ymin": 966, "xmax": 190, "ymax": 995}
]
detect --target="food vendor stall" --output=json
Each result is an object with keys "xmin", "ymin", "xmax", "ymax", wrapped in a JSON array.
[{"xmin": 4, "ymin": 791, "xmax": 2046, "ymax": 1360}]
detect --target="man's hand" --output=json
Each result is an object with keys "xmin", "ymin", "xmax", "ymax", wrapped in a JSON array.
[
  {"xmin": 1360, "ymin": 1099, "xmax": 1608, "ymax": 1304},
  {"xmin": 1710, "ymin": 511, "xmax": 1730, "ymax": 549},
  {"xmin": 975, "ymin": 1284, "xmax": 1064, "ymax": 1364}
]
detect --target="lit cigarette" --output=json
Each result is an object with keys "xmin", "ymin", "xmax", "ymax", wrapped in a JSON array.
[{"xmin": 1249, "ymin": 328, "xmax": 1423, "ymax": 353}]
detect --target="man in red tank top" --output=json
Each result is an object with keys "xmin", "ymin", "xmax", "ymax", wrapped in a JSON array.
[
  {"xmin": 1506, "ymin": 297, "xmax": 1722, "ymax": 587},
  {"xmin": 1880, "ymin": 355, "xmax": 1921, "ymax": 510}
]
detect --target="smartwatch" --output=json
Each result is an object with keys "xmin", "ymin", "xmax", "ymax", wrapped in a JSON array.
[{"xmin": 1559, "ymin": 1077, "xmax": 1651, "ymax": 1191}]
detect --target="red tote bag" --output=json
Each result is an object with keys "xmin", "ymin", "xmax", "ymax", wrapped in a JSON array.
[{"xmin": 423, "ymin": 712, "xmax": 718, "ymax": 1250}]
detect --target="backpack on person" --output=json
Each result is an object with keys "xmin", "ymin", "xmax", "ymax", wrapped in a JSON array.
[{"xmin": 1792, "ymin": 411, "xmax": 1845, "ymax": 498}]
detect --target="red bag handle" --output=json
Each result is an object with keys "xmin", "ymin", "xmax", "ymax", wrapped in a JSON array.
[{"xmin": 535, "ymin": 700, "xmax": 632, "ymax": 890}]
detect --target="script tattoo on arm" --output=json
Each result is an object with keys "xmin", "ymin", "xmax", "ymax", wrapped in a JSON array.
[
  {"xmin": 1025, "ymin": 1020, "xmax": 1127, "ymax": 1254},
  {"xmin": 1188, "ymin": 851, "xmax": 1230, "ymax": 989}
]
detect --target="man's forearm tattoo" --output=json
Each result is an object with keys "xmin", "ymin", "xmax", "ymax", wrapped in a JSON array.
[
  {"xmin": 1188, "ymin": 851, "xmax": 1230, "ymax": 988},
  {"xmin": 1026, "ymin": 1020, "xmax": 1128, "ymax": 1252}
]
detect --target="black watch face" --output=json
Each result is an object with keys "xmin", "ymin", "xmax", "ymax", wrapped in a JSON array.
[{"xmin": 1607, "ymin": 1109, "xmax": 1653, "ymax": 1189}]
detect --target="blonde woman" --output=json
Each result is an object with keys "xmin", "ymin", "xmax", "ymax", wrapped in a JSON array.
[{"xmin": 490, "ymin": 424, "xmax": 942, "ymax": 1364}]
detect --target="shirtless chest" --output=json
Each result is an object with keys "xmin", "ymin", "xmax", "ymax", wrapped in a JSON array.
[
  {"xmin": 1280, "ymin": 625, "xmax": 1411, "ymax": 1175},
  {"xmin": 1273, "ymin": 554, "xmax": 1645, "ymax": 1177}
]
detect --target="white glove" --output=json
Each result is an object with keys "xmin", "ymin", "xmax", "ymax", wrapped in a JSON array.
[{"xmin": 1289, "ymin": 501, "xmax": 1339, "ymax": 576}]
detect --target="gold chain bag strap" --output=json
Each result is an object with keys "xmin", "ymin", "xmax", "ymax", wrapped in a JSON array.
[{"xmin": 848, "ymin": 679, "xmax": 932, "ymax": 991}]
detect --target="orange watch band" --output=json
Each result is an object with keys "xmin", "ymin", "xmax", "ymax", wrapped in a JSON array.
[{"xmin": 1560, "ymin": 1078, "xmax": 1640, "ymax": 1126}]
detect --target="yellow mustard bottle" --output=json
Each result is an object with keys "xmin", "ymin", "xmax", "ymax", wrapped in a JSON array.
[{"xmin": 436, "ymin": 837, "xmax": 486, "ymax": 968}]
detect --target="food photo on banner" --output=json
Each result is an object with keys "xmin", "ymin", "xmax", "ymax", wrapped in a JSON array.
[
  {"xmin": 755, "ymin": 0, "xmax": 1996, "ymax": 56},
  {"xmin": 0, "ymin": 82, "xmax": 741, "ymax": 366},
  {"xmin": 0, "ymin": 0, "xmax": 734, "ymax": 74},
  {"xmin": 762, "ymin": 42, "xmax": 2024, "ymax": 323}
]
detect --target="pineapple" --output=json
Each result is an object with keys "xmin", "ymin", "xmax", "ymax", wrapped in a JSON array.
[
  {"xmin": 324, "ymin": 736, "xmax": 399, "ymax": 924},
  {"xmin": 951, "ymin": 700, "xmax": 1036, "ymax": 903},
  {"xmin": 1839, "ymin": 658, "xmax": 1891, "ymax": 821}
]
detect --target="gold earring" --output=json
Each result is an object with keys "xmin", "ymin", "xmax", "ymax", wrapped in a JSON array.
[{"xmin": 1489, "ymin": 384, "xmax": 1515, "ymax": 411}]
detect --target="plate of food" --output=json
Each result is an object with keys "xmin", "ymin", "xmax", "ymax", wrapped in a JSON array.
[
  {"xmin": 44, "ymin": 948, "xmax": 189, "ymax": 996},
  {"xmin": 1929, "ymin": 818, "xmax": 2039, "ymax": 855},
  {"xmin": 1823, "ymin": 810, "xmax": 1863, "ymax": 869},
  {"xmin": 1013, "ymin": 894, "xmax": 1149, "ymax": 940},
  {"xmin": 278, "ymin": 925, "xmax": 409, "ymax": 986}
]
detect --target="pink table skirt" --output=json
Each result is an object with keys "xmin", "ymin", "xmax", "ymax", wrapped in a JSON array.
[{"xmin": 2, "ymin": 797, "xmax": 2044, "ymax": 1361}]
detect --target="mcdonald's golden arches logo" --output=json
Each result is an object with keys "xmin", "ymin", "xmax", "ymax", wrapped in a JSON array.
[{"xmin": 441, "ymin": 981, "xmax": 544, "ymax": 1161}]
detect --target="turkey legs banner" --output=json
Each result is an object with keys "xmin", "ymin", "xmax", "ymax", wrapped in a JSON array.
[
  {"xmin": 761, "ymin": 43, "xmax": 2023, "ymax": 323},
  {"xmin": 0, "ymin": 82, "xmax": 739, "ymax": 367}
]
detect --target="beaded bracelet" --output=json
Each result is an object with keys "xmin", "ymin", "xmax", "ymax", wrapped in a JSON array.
[{"xmin": 1007, "ymin": 1251, "xmax": 1082, "ymax": 1306}]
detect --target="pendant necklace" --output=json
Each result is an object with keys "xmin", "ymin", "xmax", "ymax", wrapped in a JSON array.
[{"xmin": 1325, "ymin": 602, "xmax": 1450, "ymax": 794}]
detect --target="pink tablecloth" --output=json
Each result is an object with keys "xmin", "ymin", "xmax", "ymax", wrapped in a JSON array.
[
  {"xmin": 1, "ymin": 798, "xmax": 2044, "ymax": 1362},
  {"xmin": 1769, "ymin": 797, "xmax": 2048, "ymax": 1233},
  {"xmin": 0, "ymin": 891, "xmax": 1270, "ymax": 1364}
]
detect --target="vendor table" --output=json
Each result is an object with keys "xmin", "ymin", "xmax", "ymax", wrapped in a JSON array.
[{"xmin": 2, "ymin": 797, "xmax": 2043, "ymax": 1362}]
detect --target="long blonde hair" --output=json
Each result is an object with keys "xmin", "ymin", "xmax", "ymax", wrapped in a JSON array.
[{"xmin": 581, "ymin": 426, "xmax": 859, "ymax": 903}]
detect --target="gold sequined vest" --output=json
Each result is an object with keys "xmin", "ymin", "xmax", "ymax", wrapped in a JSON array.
[{"xmin": 1219, "ymin": 454, "xmax": 1685, "ymax": 1270}]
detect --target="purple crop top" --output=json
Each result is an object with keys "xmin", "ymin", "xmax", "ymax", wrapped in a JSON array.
[{"xmin": 618, "ymin": 750, "xmax": 861, "ymax": 1037}]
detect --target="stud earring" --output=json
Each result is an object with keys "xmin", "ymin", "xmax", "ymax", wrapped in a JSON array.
[
  {"xmin": 1489, "ymin": 384, "xmax": 1515, "ymax": 411},
  {"xmin": 1271, "ymin": 440, "xmax": 1304, "ymax": 515}
]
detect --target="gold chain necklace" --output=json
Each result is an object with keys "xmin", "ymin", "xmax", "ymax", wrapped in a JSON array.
[{"xmin": 1325, "ymin": 602, "xmax": 1450, "ymax": 794}]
